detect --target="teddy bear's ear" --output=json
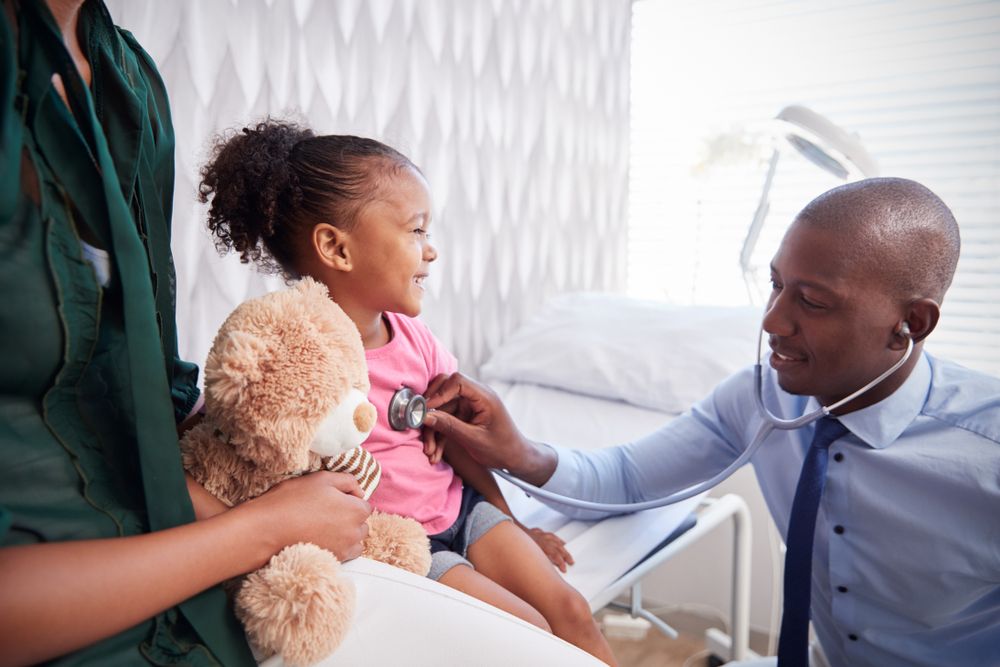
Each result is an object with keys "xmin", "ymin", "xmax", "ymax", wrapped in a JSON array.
[{"xmin": 205, "ymin": 329, "xmax": 268, "ymax": 408}]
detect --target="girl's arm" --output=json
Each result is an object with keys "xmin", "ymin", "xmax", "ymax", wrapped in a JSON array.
[
  {"xmin": 0, "ymin": 471, "xmax": 370, "ymax": 667},
  {"xmin": 443, "ymin": 441, "xmax": 574, "ymax": 572}
]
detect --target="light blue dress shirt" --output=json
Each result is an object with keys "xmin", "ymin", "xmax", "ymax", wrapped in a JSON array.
[{"xmin": 544, "ymin": 352, "xmax": 1000, "ymax": 667}]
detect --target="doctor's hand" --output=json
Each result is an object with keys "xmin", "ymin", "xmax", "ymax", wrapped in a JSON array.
[{"xmin": 422, "ymin": 372, "xmax": 558, "ymax": 487}]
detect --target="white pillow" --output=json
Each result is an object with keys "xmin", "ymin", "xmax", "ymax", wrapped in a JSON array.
[{"xmin": 479, "ymin": 292, "xmax": 761, "ymax": 414}]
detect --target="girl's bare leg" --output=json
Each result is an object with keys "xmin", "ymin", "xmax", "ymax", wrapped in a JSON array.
[{"xmin": 467, "ymin": 521, "xmax": 618, "ymax": 666}]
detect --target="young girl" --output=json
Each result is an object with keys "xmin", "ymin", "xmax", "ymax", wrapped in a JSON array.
[{"xmin": 199, "ymin": 119, "xmax": 617, "ymax": 665}]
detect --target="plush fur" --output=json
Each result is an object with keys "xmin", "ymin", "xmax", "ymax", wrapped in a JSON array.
[{"xmin": 182, "ymin": 278, "xmax": 431, "ymax": 666}]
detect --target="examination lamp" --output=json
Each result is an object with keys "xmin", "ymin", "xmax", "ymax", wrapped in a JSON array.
[{"xmin": 740, "ymin": 105, "xmax": 879, "ymax": 300}]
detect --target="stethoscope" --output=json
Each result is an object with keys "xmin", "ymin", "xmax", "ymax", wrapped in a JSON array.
[
  {"xmin": 389, "ymin": 386, "xmax": 428, "ymax": 431},
  {"xmin": 492, "ymin": 322, "xmax": 915, "ymax": 512}
]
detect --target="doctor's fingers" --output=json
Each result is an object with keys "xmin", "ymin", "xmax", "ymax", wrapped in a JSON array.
[
  {"xmin": 424, "ymin": 372, "xmax": 498, "ymax": 411},
  {"xmin": 424, "ymin": 409, "xmax": 528, "ymax": 472},
  {"xmin": 421, "ymin": 427, "xmax": 446, "ymax": 464},
  {"xmin": 421, "ymin": 410, "xmax": 497, "ymax": 461}
]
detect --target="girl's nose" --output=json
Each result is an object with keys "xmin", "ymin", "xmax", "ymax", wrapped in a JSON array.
[{"xmin": 424, "ymin": 242, "xmax": 438, "ymax": 263}]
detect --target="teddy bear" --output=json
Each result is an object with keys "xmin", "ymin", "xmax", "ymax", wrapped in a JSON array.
[{"xmin": 181, "ymin": 278, "xmax": 431, "ymax": 666}]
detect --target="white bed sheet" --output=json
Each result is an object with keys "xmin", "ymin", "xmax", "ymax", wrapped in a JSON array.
[{"xmin": 489, "ymin": 380, "xmax": 704, "ymax": 603}]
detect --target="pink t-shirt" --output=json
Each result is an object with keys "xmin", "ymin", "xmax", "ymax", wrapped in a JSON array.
[{"xmin": 364, "ymin": 312, "xmax": 461, "ymax": 535}]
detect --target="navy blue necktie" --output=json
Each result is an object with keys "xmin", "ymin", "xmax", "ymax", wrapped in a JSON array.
[{"xmin": 777, "ymin": 416, "xmax": 849, "ymax": 667}]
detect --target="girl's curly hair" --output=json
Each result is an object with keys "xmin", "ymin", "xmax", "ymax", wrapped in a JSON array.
[{"xmin": 199, "ymin": 118, "xmax": 417, "ymax": 276}]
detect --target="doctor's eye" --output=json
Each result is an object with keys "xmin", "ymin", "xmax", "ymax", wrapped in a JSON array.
[
  {"xmin": 770, "ymin": 279, "xmax": 782, "ymax": 292},
  {"xmin": 800, "ymin": 296, "xmax": 824, "ymax": 310}
]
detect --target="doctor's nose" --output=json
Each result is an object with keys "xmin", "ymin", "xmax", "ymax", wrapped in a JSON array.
[{"xmin": 761, "ymin": 293, "xmax": 795, "ymax": 338}]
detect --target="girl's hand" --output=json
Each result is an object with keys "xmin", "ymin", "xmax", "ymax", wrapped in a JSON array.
[
  {"xmin": 242, "ymin": 471, "xmax": 372, "ymax": 562},
  {"xmin": 525, "ymin": 526, "xmax": 574, "ymax": 572}
]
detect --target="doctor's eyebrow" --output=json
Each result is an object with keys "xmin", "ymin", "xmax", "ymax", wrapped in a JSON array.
[{"xmin": 769, "ymin": 264, "xmax": 838, "ymax": 295}]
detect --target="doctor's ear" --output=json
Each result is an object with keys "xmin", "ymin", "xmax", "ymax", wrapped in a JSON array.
[
  {"xmin": 893, "ymin": 298, "xmax": 940, "ymax": 348},
  {"xmin": 312, "ymin": 223, "xmax": 352, "ymax": 271}
]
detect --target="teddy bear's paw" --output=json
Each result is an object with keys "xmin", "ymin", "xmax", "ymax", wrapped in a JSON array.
[
  {"xmin": 362, "ymin": 510, "xmax": 433, "ymax": 576},
  {"xmin": 236, "ymin": 543, "xmax": 356, "ymax": 667}
]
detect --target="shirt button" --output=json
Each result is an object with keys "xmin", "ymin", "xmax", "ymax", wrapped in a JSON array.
[
  {"xmin": 837, "ymin": 586, "xmax": 848, "ymax": 593},
  {"xmin": 848, "ymin": 634, "xmax": 859, "ymax": 641},
  {"xmin": 834, "ymin": 525, "xmax": 845, "ymax": 535},
  {"xmin": 833, "ymin": 452, "xmax": 844, "ymax": 462}
]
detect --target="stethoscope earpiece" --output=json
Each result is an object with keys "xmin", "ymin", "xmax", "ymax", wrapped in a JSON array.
[{"xmin": 388, "ymin": 386, "xmax": 427, "ymax": 431}]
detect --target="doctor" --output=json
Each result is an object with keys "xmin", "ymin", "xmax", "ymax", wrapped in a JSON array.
[{"xmin": 423, "ymin": 177, "xmax": 1000, "ymax": 667}]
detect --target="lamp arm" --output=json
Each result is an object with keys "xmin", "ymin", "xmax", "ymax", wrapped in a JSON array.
[{"xmin": 740, "ymin": 147, "xmax": 780, "ymax": 302}]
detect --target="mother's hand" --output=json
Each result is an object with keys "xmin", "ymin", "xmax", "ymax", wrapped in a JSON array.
[{"xmin": 243, "ymin": 472, "xmax": 372, "ymax": 562}]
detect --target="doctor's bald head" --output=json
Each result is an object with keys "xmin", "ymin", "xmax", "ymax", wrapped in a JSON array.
[{"xmin": 793, "ymin": 177, "xmax": 960, "ymax": 304}]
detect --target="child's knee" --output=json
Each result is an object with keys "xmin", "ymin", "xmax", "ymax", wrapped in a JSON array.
[
  {"xmin": 567, "ymin": 590, "xmax": 596, "ymax": 626},
  {"xmin": 549, "ymin": 584, "xmax": 596, "ymax": 627}
]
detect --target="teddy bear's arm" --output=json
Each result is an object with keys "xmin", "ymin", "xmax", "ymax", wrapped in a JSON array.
[{"xmin": 180, "ymin": 422, "xmax": 255, "ymax": 506}]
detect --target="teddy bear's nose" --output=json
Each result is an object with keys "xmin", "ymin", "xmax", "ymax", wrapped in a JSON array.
[{"xmin": 353, "ymin": 401, "xmax": 377, "ymax": 433}]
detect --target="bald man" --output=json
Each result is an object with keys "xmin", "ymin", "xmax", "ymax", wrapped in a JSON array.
[{"xmin": 422, "ymin": 178, "xmax": 1000, "ymax": 667}]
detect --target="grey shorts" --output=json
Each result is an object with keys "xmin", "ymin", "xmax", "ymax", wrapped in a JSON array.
[{"xmin": 427, "ymin": 486, "xmax": 511, "ymax": 581}]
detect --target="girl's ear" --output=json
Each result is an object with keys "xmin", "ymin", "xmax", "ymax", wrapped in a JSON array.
[{"xmin": 312, "ymin": 223, "xmax": 352, "ymax": 272}]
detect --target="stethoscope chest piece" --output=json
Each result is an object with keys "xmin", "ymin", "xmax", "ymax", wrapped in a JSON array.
[{"xmin": 388, "ymin": 386, "xmax": 427, "ymax": 431}]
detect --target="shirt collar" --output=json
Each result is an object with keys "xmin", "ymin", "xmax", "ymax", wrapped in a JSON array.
[{"xmin": 803, "ymin": 351, "xmax": 931, "ymax": 450}]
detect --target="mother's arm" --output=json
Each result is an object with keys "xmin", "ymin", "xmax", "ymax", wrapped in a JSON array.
[{"xmin": 0, "ymin": 471, "xmax": 370, "ymax": 667}]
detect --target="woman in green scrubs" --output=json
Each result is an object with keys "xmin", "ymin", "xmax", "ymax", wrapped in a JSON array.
[{"xmin": 0, "ymin": 2, "xmax": 372, "ymax": 664}]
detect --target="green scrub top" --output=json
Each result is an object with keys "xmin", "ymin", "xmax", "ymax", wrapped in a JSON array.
[{"xmin": 0, "ymin": 2, "xmax": 254, "ymax": 664}]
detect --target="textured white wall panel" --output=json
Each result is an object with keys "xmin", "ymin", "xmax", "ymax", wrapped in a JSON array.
[{"xmin": 106, "ymin": 0, "xmax": 632, "ymax": 374}]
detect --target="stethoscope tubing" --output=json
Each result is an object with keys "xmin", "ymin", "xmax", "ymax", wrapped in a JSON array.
[
  {"xmin": 494, "ymin": 421, "xmax": 775, "ymax": 512},
  {"xmin": 492, "ymin": 327, "xmax": 914, "ymax": 513}
]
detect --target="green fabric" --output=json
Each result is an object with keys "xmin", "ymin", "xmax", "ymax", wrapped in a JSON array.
[{"xmin": 0, "ymin": 2, "xmax": 253, "ymax": 664}]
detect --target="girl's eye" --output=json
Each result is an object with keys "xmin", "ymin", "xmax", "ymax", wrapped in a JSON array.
[{"xmin": 413, "ymin": 228, "xmax": 426, "ymax": 236}]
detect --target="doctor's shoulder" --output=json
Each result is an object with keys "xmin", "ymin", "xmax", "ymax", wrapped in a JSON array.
[{"xmin": 921, "ymin": 352, "xmax": 1000, "ymax": 445}]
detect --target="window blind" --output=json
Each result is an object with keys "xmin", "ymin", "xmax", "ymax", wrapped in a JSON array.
[{"xmin": 629, "ymin": 0, "xmax": 1000, "ymax": 376}]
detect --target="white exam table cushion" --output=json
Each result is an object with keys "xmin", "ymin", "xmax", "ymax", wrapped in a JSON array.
[{"xmin": 259, "ymin": 557, "xmax": 603, "ymax": 666}]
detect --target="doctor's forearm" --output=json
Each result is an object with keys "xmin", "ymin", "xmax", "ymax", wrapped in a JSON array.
[{"xmin": 510, "ymin": 439, "xmax": 559, "ymax": 487}]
